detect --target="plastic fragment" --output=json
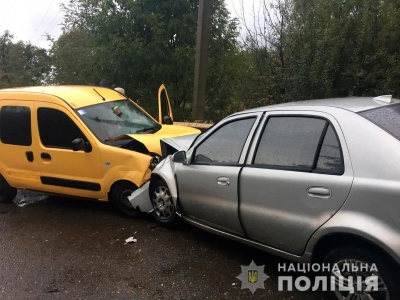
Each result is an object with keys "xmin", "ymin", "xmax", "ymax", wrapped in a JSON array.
[{"xmin": 125, "ymin": 237, "xmax": 137, "ymax": 243}]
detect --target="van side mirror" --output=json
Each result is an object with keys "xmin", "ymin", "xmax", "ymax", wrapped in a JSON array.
[
  {"xmin": 173, "ymin": 150, "xmax": 187, "ymax": 164},
  {"xmin": 72, "ymin": 138, "xmax": 92, "ymax": 153},
  {"xmin": 163, "ymin": 115, "xmax": 173, "ymax": 125}
]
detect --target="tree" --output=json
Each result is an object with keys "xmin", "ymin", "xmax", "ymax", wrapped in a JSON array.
[
  {"xmin": 52, "ymin": 0, "xmax": 242, "ymax": 120},
  {"xmin": 0, "ymin": 31, "xmax": 51, "ymax": 88},
  {"xmin": 240, "ymin": 0, "xmax": 400, "ymax": 104}
]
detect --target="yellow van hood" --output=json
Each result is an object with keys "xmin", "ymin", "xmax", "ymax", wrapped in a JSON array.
[{"xmin": 111, "ymin": 125, "xmax": 200, "ymax": 155}]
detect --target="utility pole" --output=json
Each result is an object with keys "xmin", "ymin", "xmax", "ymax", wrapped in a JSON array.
[{"xmin": 192, "ymin": 0, "xmax": 211, "ymax": 121}]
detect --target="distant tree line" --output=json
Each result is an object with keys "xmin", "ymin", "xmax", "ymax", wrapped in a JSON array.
[{"xmin": 1, "ymin": 0, "xmax": 400, "ymax": 121}]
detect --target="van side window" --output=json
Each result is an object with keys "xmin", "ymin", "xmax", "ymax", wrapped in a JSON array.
[
  {"xmin": 0, "ymin": 106, "xmax": 32, "ymax": 146},
  {"xmin": 38, "ymin": 108, "xmax": 86, "ymax": 149}
]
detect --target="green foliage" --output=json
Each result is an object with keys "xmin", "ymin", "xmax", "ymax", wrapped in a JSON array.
[
  {"xmin": 0, "ymin": 31, "xmax": 51, "ymax": 88},
  {"xmin": 242, "ymin": 0, "xmax": 400, "ymax": 104},
  {"xmin": 51, "ymin": 0, "xmax": 241, "ymax": 121},
  {"xmin": 3, "ymin": 0, "xmax": 400, "ymax": 121}
]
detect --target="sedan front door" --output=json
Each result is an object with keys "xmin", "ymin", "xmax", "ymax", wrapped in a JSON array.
[{"xmin": 175, "ymin": 113, "xmax": 262, "ymax": 235}]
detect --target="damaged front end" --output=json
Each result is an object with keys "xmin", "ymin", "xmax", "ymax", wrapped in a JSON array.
[
  {"xmin": 129, "ymin": 154, "xmax": 178, "ymax": 214},
  {"xmin": 127, "ymin": 181, "xmax": 153, "ymax": 212},
  {"xmin": 128, "ymin": 134, "xmax": 197, "ymax": 213}
]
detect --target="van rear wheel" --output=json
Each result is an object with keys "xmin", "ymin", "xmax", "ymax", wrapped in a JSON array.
[
  {"xmin": 0, "ymin": 176, "xmax": 17, "ymax": 203},
  {"xmin": 111, "ymin": 182, "xmax": 141, "ymax": 218}
]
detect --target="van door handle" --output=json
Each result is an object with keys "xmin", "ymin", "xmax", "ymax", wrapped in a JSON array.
[
  {"xmin": 307, "ymin": 187, "xmax": 331, "ymax": 199},
  {"xmin": 41, "ymin": 153, "xmax": 51, "ymax": 160},
  {"xmin": 25, "ymin": 151, "xmax": 34, "ymax": 162},
  {"xmin": 217, "ymin": 177, "xmax": 230, "ymax": 186}
]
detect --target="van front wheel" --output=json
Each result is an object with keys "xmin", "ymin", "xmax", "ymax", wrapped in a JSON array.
[
  {"xmin": 0, "ymin": 176, "xmax": 17, "ymax": 203},
  {"xmin": 111, "ymin": 182, "xmax": 141, "ymax": 218}
]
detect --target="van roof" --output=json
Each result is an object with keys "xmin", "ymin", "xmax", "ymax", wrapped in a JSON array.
[{"xmin": 0, "ymin": 85, "xmax": 125, "ymax": 109}]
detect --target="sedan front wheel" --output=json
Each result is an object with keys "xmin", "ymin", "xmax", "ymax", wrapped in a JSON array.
[{"xmin": 150, "ymin": 179, "xmax": 180, "ymax": 228}]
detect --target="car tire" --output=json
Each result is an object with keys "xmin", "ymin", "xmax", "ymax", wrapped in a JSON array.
[
  {"xmin": 0, "ymin": 176, "xmax": 17, "ymax": 203},
  {"xmin": 110, "ymin": 182, "xmax": 141, "ymax": 218},
  {"xmin": 322, "ymin": 246, "xmax": 399, "ymax": 300},
  {"xmin": 150, "ymin": 179, "xmax": 180, "ymax": 228}
]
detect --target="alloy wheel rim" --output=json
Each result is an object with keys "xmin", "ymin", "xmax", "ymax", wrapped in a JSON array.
[
  {"xmin": 152, "ymin": 186, "xmax": 174, "ymax": 220},
  {"xmin": 331, "ymin": 259, "xmax": 389, "ymax": 300}
]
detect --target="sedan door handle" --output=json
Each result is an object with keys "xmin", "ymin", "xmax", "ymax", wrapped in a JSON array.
[
  {"xmin": 307, "ymin": 187, "xmax": 331, "ymax": 199},
  {"xmin": 217, "ymin": 177, "xmax": 230, "ymax": 186}
]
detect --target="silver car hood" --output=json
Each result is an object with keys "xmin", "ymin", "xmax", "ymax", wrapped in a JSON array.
[{"xmin": 161, "ymin": 133, "xmax": 198, "ymax": 152}]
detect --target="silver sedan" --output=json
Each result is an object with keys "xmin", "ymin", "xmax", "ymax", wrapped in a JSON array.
[{"xmin": 145, "ymin": 95, "xmax": 400, "ymax": 299}]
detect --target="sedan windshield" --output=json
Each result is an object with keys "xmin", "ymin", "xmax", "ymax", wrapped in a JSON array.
[{"xmin": 76, "ymin": 99, "xmax": 161, "ymax": 142}]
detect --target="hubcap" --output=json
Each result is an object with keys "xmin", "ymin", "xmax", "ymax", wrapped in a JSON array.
[
  {"xmin": 331, "ymin": 259, "xmax": 389, "ymax": 300},
  {"xmin": 152, "ymin": 186, "xmax": 174, "ymax": 220}
]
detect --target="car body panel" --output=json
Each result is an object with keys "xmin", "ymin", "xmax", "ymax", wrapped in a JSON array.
[
  {"xmin": 0, "ymin": 85, "xmax": 198, "ymax": 204},
  {"xmin": 0, "ymin": 100, "xmax": 41, "ymax": 190},
  {"xmin": 239, "ymin": 97, "xmax": 400, "ymax": 114},
  {"xmin": 160, "ymin": 133, "xmax": 199, "ymax": 154},
  {"xmin": 174, "ymin": 113, "xmax": 263, "ymax": 235},
  {"xmin": 125, "ymin": 125, "xmax": 200, "ymax": 155},
  {"xmin": 239, "ymin": 111, "xmax": 353, "ymax": 255},
  {"xmin": 147, "ymin": 97, "xmax": 400, "ymax": 269},
  {"xmin": 1, "ymin": 85, "xmax": 128, "ymax": 109},
  {"xmin": 128, "ymin": 181, "xmax": 153, "ymax": 212},
  {"xmin": 158, "ymin": 84, "xmax": 173, "ymax": 124},
  {"xmin": 177, "ymin": 164, "xmax": 244, "ymax": 235}
]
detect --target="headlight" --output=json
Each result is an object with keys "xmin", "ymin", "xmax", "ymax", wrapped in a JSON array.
[{"xmin": 149, "ymin": 155, "xmax": 161, "ymax": 170}]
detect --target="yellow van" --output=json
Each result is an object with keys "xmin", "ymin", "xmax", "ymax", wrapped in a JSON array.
[{"xmin": 0, "ymin": 85, "xmax": 199, "ymax": 217}]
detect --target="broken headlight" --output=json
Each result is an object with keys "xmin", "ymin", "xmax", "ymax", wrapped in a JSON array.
[{"xmin": 149, "ymin": 155, "xmax": 162, "ymax": 170}]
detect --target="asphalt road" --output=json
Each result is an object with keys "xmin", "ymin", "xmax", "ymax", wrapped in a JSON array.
[{"xmin": 0, "ymin": 191, "xmax": 324, "ymax": 300}]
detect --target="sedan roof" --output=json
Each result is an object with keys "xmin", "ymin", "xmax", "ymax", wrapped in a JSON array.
[{"xmin": 242, "ymin": 96, "xmax": 400, "ymax": 114}]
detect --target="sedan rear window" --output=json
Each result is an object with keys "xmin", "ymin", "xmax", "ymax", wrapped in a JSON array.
[{"xmin": 359, "ymin": 104, "xmax": 400, "ymax": 140}]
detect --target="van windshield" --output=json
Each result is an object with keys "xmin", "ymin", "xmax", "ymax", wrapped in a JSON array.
[{"xmin": 76, "ymin": 99, "xmax": 161, "ymax": 142}]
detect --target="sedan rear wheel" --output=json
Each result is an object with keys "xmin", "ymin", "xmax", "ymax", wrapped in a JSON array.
[
  {"xmin": 323, "ymin": 247, "xmax": 398, "ymax": 300},
  {"xmin": 150, "ymin": 179, "xmax": 180, "ymax": 228}
]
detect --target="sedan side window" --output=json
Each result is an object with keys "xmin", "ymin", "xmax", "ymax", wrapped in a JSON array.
[
  {"xmin": 193, "ymin": 118, "xmax": 256, "ymax": 165},
  {"xmin": 253, "ymin": 116, "xmax": 344, "ymax": 174},
  {"xmin": 314, "ymin": 125, "xmax": 344, "ymax": 175}
]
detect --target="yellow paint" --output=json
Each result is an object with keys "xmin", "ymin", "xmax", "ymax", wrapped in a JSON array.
[{"xmin": 0, "ymin": 85, "xmax": 199, "ymax": 203}]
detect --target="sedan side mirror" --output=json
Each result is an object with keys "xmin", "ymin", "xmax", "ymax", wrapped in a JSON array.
[
  {"xmin": 173, "ymin": 150, "xmax": 187, "ymax": 164},
  {"xmin": 72, "ymin": 138, "xmax": 92, "ymax": 153}
]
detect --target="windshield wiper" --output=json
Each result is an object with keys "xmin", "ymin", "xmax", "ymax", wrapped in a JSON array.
[{"xmin": 136, "ymin": 125, "xmax": 161, "ymax": 134}]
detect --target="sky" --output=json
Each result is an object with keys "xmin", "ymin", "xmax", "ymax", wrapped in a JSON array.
[{"xmin": 0, "ymin": 0, "xmax": 254, "ymax": 49}]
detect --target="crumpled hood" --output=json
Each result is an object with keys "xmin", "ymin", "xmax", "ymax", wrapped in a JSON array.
[
  {"xmin": 110, "ymin": 124, "xmax": 200, "ymax": 155},
  {"xmin": 160, "ymin": 134, "xmax": 198, "ymax": 152}
]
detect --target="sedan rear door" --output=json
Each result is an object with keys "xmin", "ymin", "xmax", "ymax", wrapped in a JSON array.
[{"xmin": 239, "ymin": 111, "xmax": 353, "ymax": 255}]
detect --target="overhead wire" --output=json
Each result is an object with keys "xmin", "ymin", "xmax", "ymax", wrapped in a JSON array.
[
  {"xmin": 37, "ymin": 11, "xmax": 63, "ymax": 46},
  {"xmin": 35, "ymin": 0, "xmax": 67, "ymax": 48},
  {"xmin": 30, "ymin": 0, "xmax": 57, "ymax": 42}
]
